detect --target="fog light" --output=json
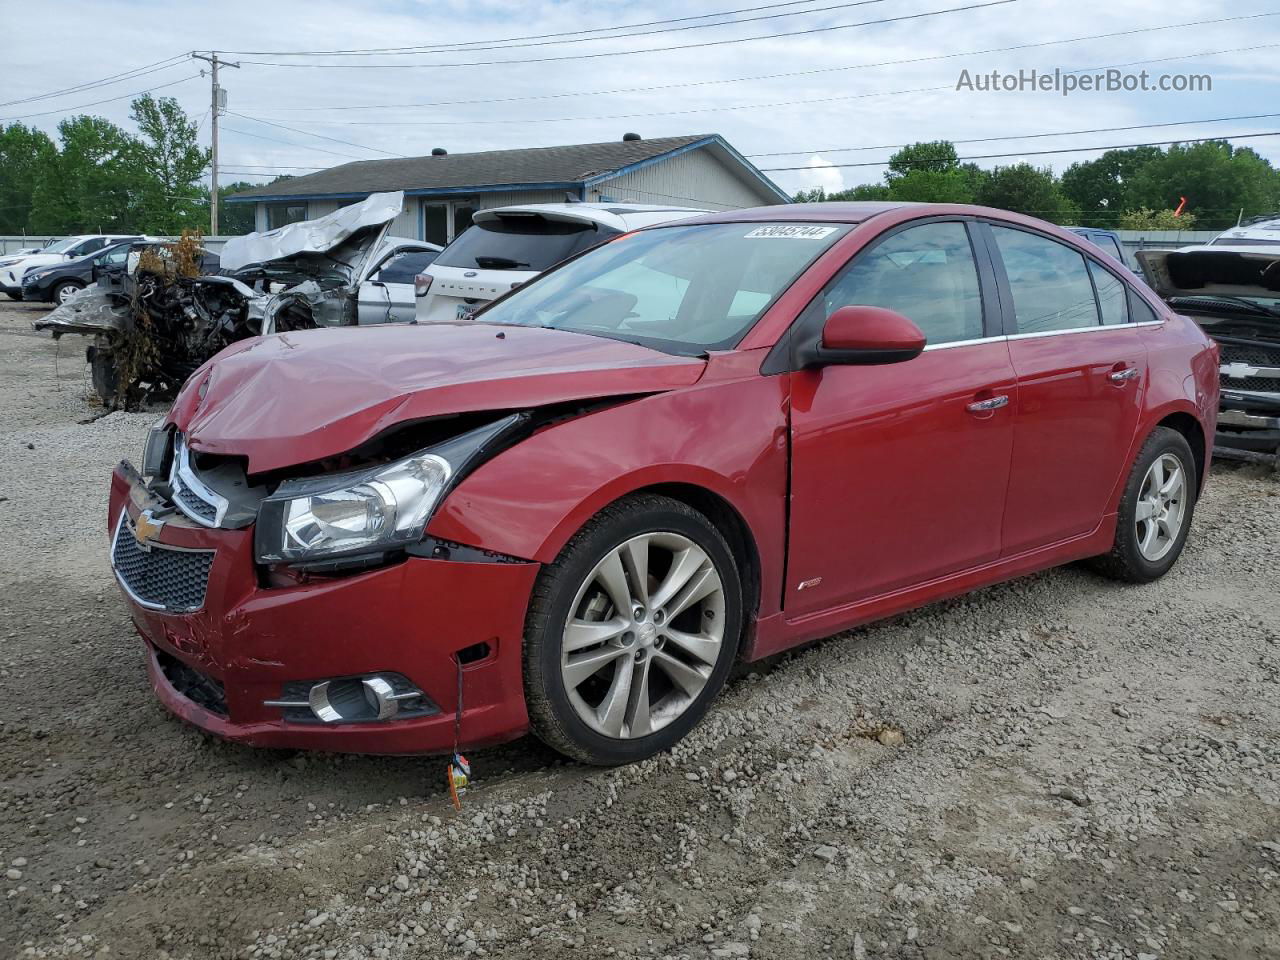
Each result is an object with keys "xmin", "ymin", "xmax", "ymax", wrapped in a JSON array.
[{"xmin": 264, "ymin": 672, "xmax": 437, "ymax": 724}]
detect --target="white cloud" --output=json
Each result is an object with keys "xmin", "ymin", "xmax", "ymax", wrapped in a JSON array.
[{"xmin": 801, "ymin": 155, "xmax": 846, "ymax": 194}]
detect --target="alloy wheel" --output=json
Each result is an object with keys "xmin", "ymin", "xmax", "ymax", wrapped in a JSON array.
[
  {"xmin": 560, "ymin": 531, "xmax": 726, "ymax": 739},
  {"xmin": 56, "ymin": 284, "xmax": 78, "ymax": 305},
  {"xmin": 1135, "ymin": 452, "xmax": 1186, "ymax": 561}
]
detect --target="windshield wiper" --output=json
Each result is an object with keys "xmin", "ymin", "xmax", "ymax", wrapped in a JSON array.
[
  {"xmin": 1169, "ymin": 294, "xmax": 1280, "ymax": 320},
  {"xmin": 474, "ymin": 256, "xmax": 530, "ymax": 270}
]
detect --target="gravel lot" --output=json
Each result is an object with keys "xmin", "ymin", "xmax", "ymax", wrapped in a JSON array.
[{"xmin": 2, "ymin": 298, "xmax": 1278, "ymax": 960}]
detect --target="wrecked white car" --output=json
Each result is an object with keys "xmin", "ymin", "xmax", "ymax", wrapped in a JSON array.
[
  {"xmin": 1139, "ymin": 245, "xmax": 1280, "ymax": 457},
  {"xmin": 33, "ymin": 192, "xmax": 439, "ymax": 406}
]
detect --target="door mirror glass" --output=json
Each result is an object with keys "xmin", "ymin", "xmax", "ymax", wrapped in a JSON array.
[{"xmin": 817, "ymin": 305, "xmax": 926, "ymax": 365}]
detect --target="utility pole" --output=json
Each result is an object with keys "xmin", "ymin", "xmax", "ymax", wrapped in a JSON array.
[{"xmin": 192, "ymin": 52, "xmax": 239, "ymax": 235}]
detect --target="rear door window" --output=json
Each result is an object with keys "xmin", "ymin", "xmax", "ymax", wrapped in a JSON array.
[
  {"xmin": 991, "ymin": 227, "xmax": 1100, "ymax": 333},
  {"xmin": 435, "ymin": 216, "xmax": 617, "ymax": 272},
  {"xmin": 1088, "ymin": 261, "xmax": 1128, "ymax": 325}
]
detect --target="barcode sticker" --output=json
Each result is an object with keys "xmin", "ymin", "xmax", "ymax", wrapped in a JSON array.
[{"xmin": 744, "ymin": 225, "xmax": 839, "ymax": 240}]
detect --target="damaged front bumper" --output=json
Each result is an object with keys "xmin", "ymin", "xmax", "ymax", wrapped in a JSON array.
[{"xmin": 109, "ymin": 461, "xmax": 540, "ymax": 754}]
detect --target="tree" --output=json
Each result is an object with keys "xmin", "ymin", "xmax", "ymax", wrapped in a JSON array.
[
  {"xmin": 886, "ymin": 141, "xmax": 960, "ymax": 180},
  {"xmin": 0, "ymin": 124, "xmax": 57, "ymax": 233},
  {"xmin": 1127, "ymin": 141, "xmax": 1280, "ymax": 229},
  {"xmin": 888, "ymin": 169, "xmax": 975, "ymax": 203},
  {"xmin": 1060, "ymin": 148, "xmax": 1163, "ymax": 227},
  {"xmin": 214, "ymin": 181, "xmax": 259, "ymax": 234},
  {"xmin": 976, "ymin": 163, "xmax": 1074, "ymax": 220},
  {"xmin": 30, "ymin": 115, "xmax": 136, "ymax": 232},
  {"xmin": 792, "ymin": 187, "xmax": 828, "ymax": 203},
  {"xmin": 126, "ymin": 94, "xmax": 210, "ymax": 233}
]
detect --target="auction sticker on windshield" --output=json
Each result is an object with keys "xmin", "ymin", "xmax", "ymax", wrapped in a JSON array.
[{"xmin": 744, "ymin": 225, "xmax": 840, "ymax": 240}]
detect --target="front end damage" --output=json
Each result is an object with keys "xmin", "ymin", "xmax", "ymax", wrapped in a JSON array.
[
  {"xmin": 1138, "ymin": 246, "xmax": 1280, "ymax": 458},
  {"xmin": 34, "ymin": 192, "xmax": 404, "ymax": 407}
]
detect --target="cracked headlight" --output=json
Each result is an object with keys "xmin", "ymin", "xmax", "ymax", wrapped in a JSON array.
[
  {"xmin": 255, "ymin": 452, "xmax": 451, "ymax": 564},
  {"xmin": 253, "ymin": 413, "xmax": 527, "ymax": 566}
]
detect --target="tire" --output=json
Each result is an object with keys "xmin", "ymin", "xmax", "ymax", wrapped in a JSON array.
[
  {"xmin": 524, "ymin": 493, "xmax": 744, "ymax": 765},
  {"xmin": 1090, "ymin": 426, "xmax": 1198, "ymax": 583},
  {"xmin": 52, "ymin": 280, "xmax": 84, "ymax": 305},
  {"xmin": 88, "ymin": 342, "xmax": 121, "ymax": 406}
]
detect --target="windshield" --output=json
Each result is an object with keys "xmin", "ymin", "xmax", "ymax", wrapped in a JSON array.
[
  {"xmin": 435, "ymin": 215, "xmax": 615, "ymax": 272},
  {"xmin": 474, "ymin": 222, "xmax": 849, "ymax": 353},
  {"xmin": 42, "ymin": 238, "xmax": 80, "ymax": 254}
]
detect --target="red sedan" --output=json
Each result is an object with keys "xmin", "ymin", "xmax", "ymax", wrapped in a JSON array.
[{"xmin": 108, "ymin": 203, "xmax": 1219, "ymax": 765}]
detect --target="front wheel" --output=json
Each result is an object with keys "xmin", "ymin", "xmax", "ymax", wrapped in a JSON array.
[
  {"xmin": 524, "ymin": 494, "xmax": 743, "ymax": 765},
  {"xmin": 1091, "ymin": 426, "xmax": 1198, "ymax": 583},
  {"xmin": 52, "ymin": 280, "xmax": 84, "ymax": 305}
]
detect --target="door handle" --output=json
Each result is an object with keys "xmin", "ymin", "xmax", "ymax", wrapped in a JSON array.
[
  {"xmin": 1109, "ymin": 367, "xmax": 1139, "ymax": 383},
  {"xmin": 966, "ymin": 394, "xmax": 1009, "ymax": 413}
]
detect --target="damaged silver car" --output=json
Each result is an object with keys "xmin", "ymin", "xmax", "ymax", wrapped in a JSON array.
[
  {"xmin": 34, "ymin": 192, "xmax": 439, "ymax": 406},
  {"xmin": 1139, "ymin": 244, "xmax": 1280, "ymax": 457}
]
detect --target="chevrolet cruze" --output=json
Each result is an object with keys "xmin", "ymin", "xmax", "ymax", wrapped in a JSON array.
[{"xmin": 108, "ymin": 203, "xmax": 1219, "ymax": 765}]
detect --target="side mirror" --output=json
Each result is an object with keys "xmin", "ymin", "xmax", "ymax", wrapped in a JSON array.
[{"xmin": 807, "ymin": 305, "xmax": 926, "ymax": 366}]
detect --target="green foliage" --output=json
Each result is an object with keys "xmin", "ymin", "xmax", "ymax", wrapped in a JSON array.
[
  {"xmin": 886, "ymin": 141, "xmax": 960, "ymax": 179},
  {"xmin": 792, "ymin": 139, "xmax": 1280, "ymax": 229},
  {"xmin": 0, "ymin": 124, "xmax": 56, "ymax": 233},
  {"xmin": 1117, "ymin": 208, "xmax": 1198, "ymax": 231},
  {"xmin": 1126, "ymin": 141, "xmax": 1279, "ymax": 229},
  {"xmin": 2, "ymin": 96, "xmax": 210, "ymax": 237},
  {"xmin": 125, "ymin": 95, "xmax": 211, "ymax": 233},
  {"xmin": 213, "ymin": 181, "xmax": 260, "ymax": 235},
  {"xmin": 975, "ymin": 163, "xmax": 1074, "ymax": 220}
]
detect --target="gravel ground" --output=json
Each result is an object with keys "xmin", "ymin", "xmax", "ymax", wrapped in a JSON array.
[{"xmin": 2, "ymin": 298, "xmax": 1278, "ymax": 960}]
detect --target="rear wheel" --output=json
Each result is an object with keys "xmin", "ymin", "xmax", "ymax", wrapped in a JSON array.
[
  {"xmin": 524, "ymin": 494, "xmax": 743, "ymax": 765},
  {"xmin": 1091, "ymin": 426, "xmax": 1197, "ymax": 583},
  {"xmin": 52, "ymin": 280, "xmax": 84, "ymax": 305}
]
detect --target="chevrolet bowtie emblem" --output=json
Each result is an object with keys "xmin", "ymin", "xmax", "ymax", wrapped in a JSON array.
[
  {"xmin": 133, "ymin": 509, "xmax": 165, "ymax": 547},
  {"xmin": 1221, "ymin": 362, "xmax": 1260, "ymax": 379}
]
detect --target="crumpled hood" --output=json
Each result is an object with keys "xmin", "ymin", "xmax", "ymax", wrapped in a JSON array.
[
  {"xmin": 170, "ymin": 323, "xmax": 707, "ymax": 474},
  {"xmin": 218, "ymin": 191, "xmax": 404, "ymax": 273},
  {"xmin": 1137, "ymin": 246, "xmax": 1280, "ymax": 302}
]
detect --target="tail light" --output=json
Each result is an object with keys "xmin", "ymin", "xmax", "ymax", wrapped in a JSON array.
[{"xmin": 413, "ymin": 273, "xmax": 433, "ymax": 297}]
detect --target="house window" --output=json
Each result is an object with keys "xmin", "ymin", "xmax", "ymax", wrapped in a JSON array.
[
  {"xmin": 422, "ymin": 204, "xmax": 449, "ymax": 245},
  {"xmin": 266, "ymin": 203, "xmax": 308, "ymax": 229}
]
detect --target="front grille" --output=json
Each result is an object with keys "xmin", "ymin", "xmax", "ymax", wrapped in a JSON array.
[
  {"xmin": 1219, "ymin": 342, "xmax": 1280, "ymax": 393},
  {"xmin": 112, "ymin": 515, "xmax": 215, "ymax": 612},
  {"xmin": 155, "ymin": 648, "xmax": 227, "ymax": 716},
  {"xmin": 172, "ymin": 478, "xmax": 218, "ymax": 524}
]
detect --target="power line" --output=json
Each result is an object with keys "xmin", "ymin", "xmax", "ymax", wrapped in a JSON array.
[
  {"xmin": 255, "ymin": 83, "xmax": 947, "ymax": 126},
  {"xmin": 238, "ymin": 1, "xmax": 1017, "ymax": 70},
  {"xmin": 0, "ymin": 54, "xmax": 191, "ymax": 109},
  {"xmin": 246, "ymin": 41, "xmax": 1274, "ymax": 130},
  {"xmin": 759, "ymin": 131, "xmax": 1280, "ymax": 171},
  {"xmin": 218, "ymin": 125, "xmax": 375, "ymax": 162},
  {"xmin": 224, "ymin": 111, "xmax": 406, "ymax": 158},
  {"xmin": 0, "ymin": 74, "xmax": 204, "ymax": 122},
  {"xmin": 220, "ymin": 0, "xmax": 825, "ymax": 55},
  {"xmin": 237, "ymin": 12, "xmax": 1279, "ymax": 114},
  {"xmin": 751, "ymin": 111, "xmax": 1280, "ymax": 158},
  {"xmin": 227, "ymin": 0, "xmax": 891, "ymax": 58}
]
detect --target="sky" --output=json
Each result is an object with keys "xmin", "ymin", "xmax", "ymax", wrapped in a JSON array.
[{"xmin": 2, "ymin": 0, "xmax": 1278, "ymax": 201}]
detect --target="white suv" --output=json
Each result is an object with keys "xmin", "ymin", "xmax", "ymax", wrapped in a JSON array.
[
  {"xmin": 414, "ymin": 203, "xmax": 708, "ymax": 323},
  {"xmin": 0, "ymin": 235, "xmax": 141, "ymax": 299}
]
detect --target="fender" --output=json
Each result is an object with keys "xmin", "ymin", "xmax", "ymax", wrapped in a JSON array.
[{"xmin": 427, "ymin": 358, "xmax": 791, "ymax": 620}]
